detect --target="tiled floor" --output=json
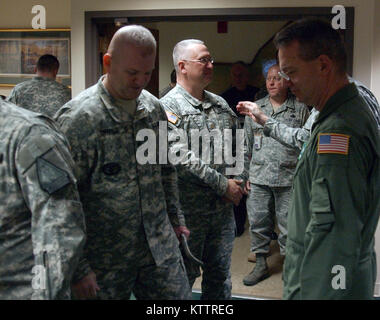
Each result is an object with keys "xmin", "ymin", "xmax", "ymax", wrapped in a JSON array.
[{"xmin": 193, "ymin": 224, "xmax": 284, "ymax": 300}]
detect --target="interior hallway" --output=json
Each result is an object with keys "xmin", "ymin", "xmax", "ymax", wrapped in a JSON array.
[{"xmin": 193, "ymin": 221, "xmax": 284, "ymax": 300}]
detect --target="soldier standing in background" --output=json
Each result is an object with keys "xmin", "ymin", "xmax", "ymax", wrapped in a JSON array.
[
  {"xmin": 238, "ymin": 62, "xmax": 309, "ymax": 286},
  {"xmin": 160, "ymin": 39, "xmax": 243, "ymax": 300},
  {"xmin": 221, "ymin": 61, "xmax": 259, "ymax": 237},
  {"xmin": 55, "ymin": 25, "xmax": 191, "ymax": 300},
  {"xmin": 221, "ymin": 61, "xmax": 259, "ymax": 124},
  {"xmin": 7, "ymin": 54, "xmax": 71, "ymax": 118},
  {"xmin": 0, "ymin": 99, "xmax": 86, "ymax": 299},
  {"xmin": 159, "ymin": 69, "xmax": 177, "ymax": 98}
]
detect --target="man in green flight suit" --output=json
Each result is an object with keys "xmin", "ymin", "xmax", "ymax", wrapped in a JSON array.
[{"xmin": 273, "ymin": 18, "xmax": 380, "ymax": 299}]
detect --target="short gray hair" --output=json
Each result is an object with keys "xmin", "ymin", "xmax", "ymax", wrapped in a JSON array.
[{"xmin": 173, "ymin": 39, "xmax": 204, "ymax": 72}]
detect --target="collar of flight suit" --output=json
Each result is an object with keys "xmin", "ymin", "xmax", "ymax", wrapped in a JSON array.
[
  {"xmin": 97, "ymin": 75, "xmax": 150, "ymax": 124},
  {"xmin": 314, "ymin": 83, "xmax": 358, "ymax": 126},
  {"xmin": 175, "ymin": 83, "xmax": 221, "ymax": 111}
]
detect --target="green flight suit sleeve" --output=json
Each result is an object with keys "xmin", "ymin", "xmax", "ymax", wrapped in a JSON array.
[{"xmin": 299, "ymin": 130, "xmax": 374, "ymax": 299}]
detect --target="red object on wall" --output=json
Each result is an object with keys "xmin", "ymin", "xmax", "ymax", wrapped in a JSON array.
[{"xmin": 217, "ymin": 21, "xmax": 228, "ymax": 33}]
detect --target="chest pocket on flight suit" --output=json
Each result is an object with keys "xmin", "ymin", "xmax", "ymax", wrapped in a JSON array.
[{"xmin": 307, "ymin": 178, "xmax": 335, "ymax": 233}]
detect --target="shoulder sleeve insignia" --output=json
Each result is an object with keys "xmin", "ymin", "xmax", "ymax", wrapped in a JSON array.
[
  {"xmin": 317, "ymin": 133, "xmax": 350, "ymax": 155},
  {"xmin": 36, "ymin": 157, "xmax": 71, "ymax": 194},
  {"xmin": 165, "ymin": 110, "xmax": 179, "ymax": 125}
]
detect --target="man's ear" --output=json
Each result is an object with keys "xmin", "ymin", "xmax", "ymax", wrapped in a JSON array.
[
  {"xmin": 103, "ymin": 53, "xmax": 111, "ymax": 72},
  {"xmin": 178, "ymin": 61, "xmax": 186, "ymax": 75},
  {"xmin": 318, "ymin": 54, "xmax": 333, "ymax": 75}
]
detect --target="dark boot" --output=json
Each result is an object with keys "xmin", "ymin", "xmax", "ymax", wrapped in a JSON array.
[{"xmin": 243, "ymin": 253, "xmax": 269, "ymax": 286}]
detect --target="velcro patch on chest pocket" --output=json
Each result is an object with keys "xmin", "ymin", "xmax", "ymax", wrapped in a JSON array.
[
  {"xmin": 309, "ymin": 177, "xmax": 335, "ymax": 232},
  {"xmin": 310, "ymin": 177, "xmax": 331, "ymax": 213}
]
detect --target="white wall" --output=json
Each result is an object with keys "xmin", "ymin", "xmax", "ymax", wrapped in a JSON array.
[
  {"xmin": 154, "ymin": 20, "xmax": 286, "ymax": 93},
  {"xmin": 70, "ymin": 0, "xmax": 379, "ymax": 100},
  {"xmin": 371, "ymin": 0, "xmax": 380, "ymax": 99},
  {"xmin": 0, "ymin": 0, "xmax": 71, "ymax": 96},
  {"xmin": 0, "ymin": 0, "xmax": 70, "ymax": 29}
]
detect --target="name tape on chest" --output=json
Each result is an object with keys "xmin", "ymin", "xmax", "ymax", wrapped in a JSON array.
[
  {"xmin": 317, "ymin": 133, "xmax": 350, "ymax": 155},
  {"xmin": 165, "ymin": 110, "xmax": 179, "ymax": 125}
]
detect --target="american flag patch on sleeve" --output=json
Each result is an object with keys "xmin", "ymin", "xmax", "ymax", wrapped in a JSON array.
[
  {"xmin": 317, "ymin": 133, "xmax": 350, "ymax": 155},
  {"xmin": 165, "ymin": 110, "xmax": 179, "ymax": 125}
]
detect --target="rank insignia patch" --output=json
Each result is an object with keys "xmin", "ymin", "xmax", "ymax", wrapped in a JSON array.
[{"xmin": 317, "ymin": 133, "xmax": 350, "ymax": 155}]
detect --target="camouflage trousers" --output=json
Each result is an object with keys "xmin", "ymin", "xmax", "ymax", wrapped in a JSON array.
[
  {"xmin": 246, "ymin": 184, "xmax": 292, "ymax": 256},
  {"xmin": 182, "ymin": 208, "xmax": 235, "ymax": 300},
  {"xmin": 90, "ymin": 253, "xmax": 192, "ymax": 300}
]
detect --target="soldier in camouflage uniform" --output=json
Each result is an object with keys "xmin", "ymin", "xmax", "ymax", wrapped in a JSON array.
[
  {"xmin": 7, "ymin": 54, "xmax": 71, "ymax": 118},
  {"xmin": 55, "ymin": 25, "xmax": 191, "ymax": 300},
  {"xmin": 160, "ymin": 39, "xmax": 244, "ymax": 300},
  {"xmin": 238, "ymin": 63, "xmax": 309, "ymax": 286},
  {"xmin": 0, "ymin": 99, "xmax": 86, "ymax": 300},
  {"xmin": 237, "ymin": 78, "xmax": 379, "ymax": 152}
]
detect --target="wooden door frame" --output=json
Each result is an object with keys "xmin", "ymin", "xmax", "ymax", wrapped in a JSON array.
[{"xmin": 85, "ymin": 7, "xmax": 354, "ymax": 89}]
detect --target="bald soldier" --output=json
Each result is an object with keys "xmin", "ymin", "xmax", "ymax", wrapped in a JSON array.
[{"xmin": 55, "ymin": 25, "xmax": 191, "ymax": 300}]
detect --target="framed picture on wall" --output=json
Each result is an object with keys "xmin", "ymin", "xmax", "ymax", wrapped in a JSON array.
[{"xmin": 0, "ymin": 29, "xmax": 71, "ymax": 87}]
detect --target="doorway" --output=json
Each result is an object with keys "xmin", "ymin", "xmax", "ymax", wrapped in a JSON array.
[{"xmin": 84, "ymin": 7, "xmax": 355, "ymax": 299}]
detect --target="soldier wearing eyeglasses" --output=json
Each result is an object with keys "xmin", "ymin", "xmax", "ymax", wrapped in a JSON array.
[
  {"xmin": 236, "ymin": 62, "xmax": 309, "ymax": 286},
  {"xmin": 160, "ymin": 39, "xmax": 243, "ymax": 299},
  {"xmin": 240, "ymin": 18, "xmax": 379, "ymax": 300}
]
